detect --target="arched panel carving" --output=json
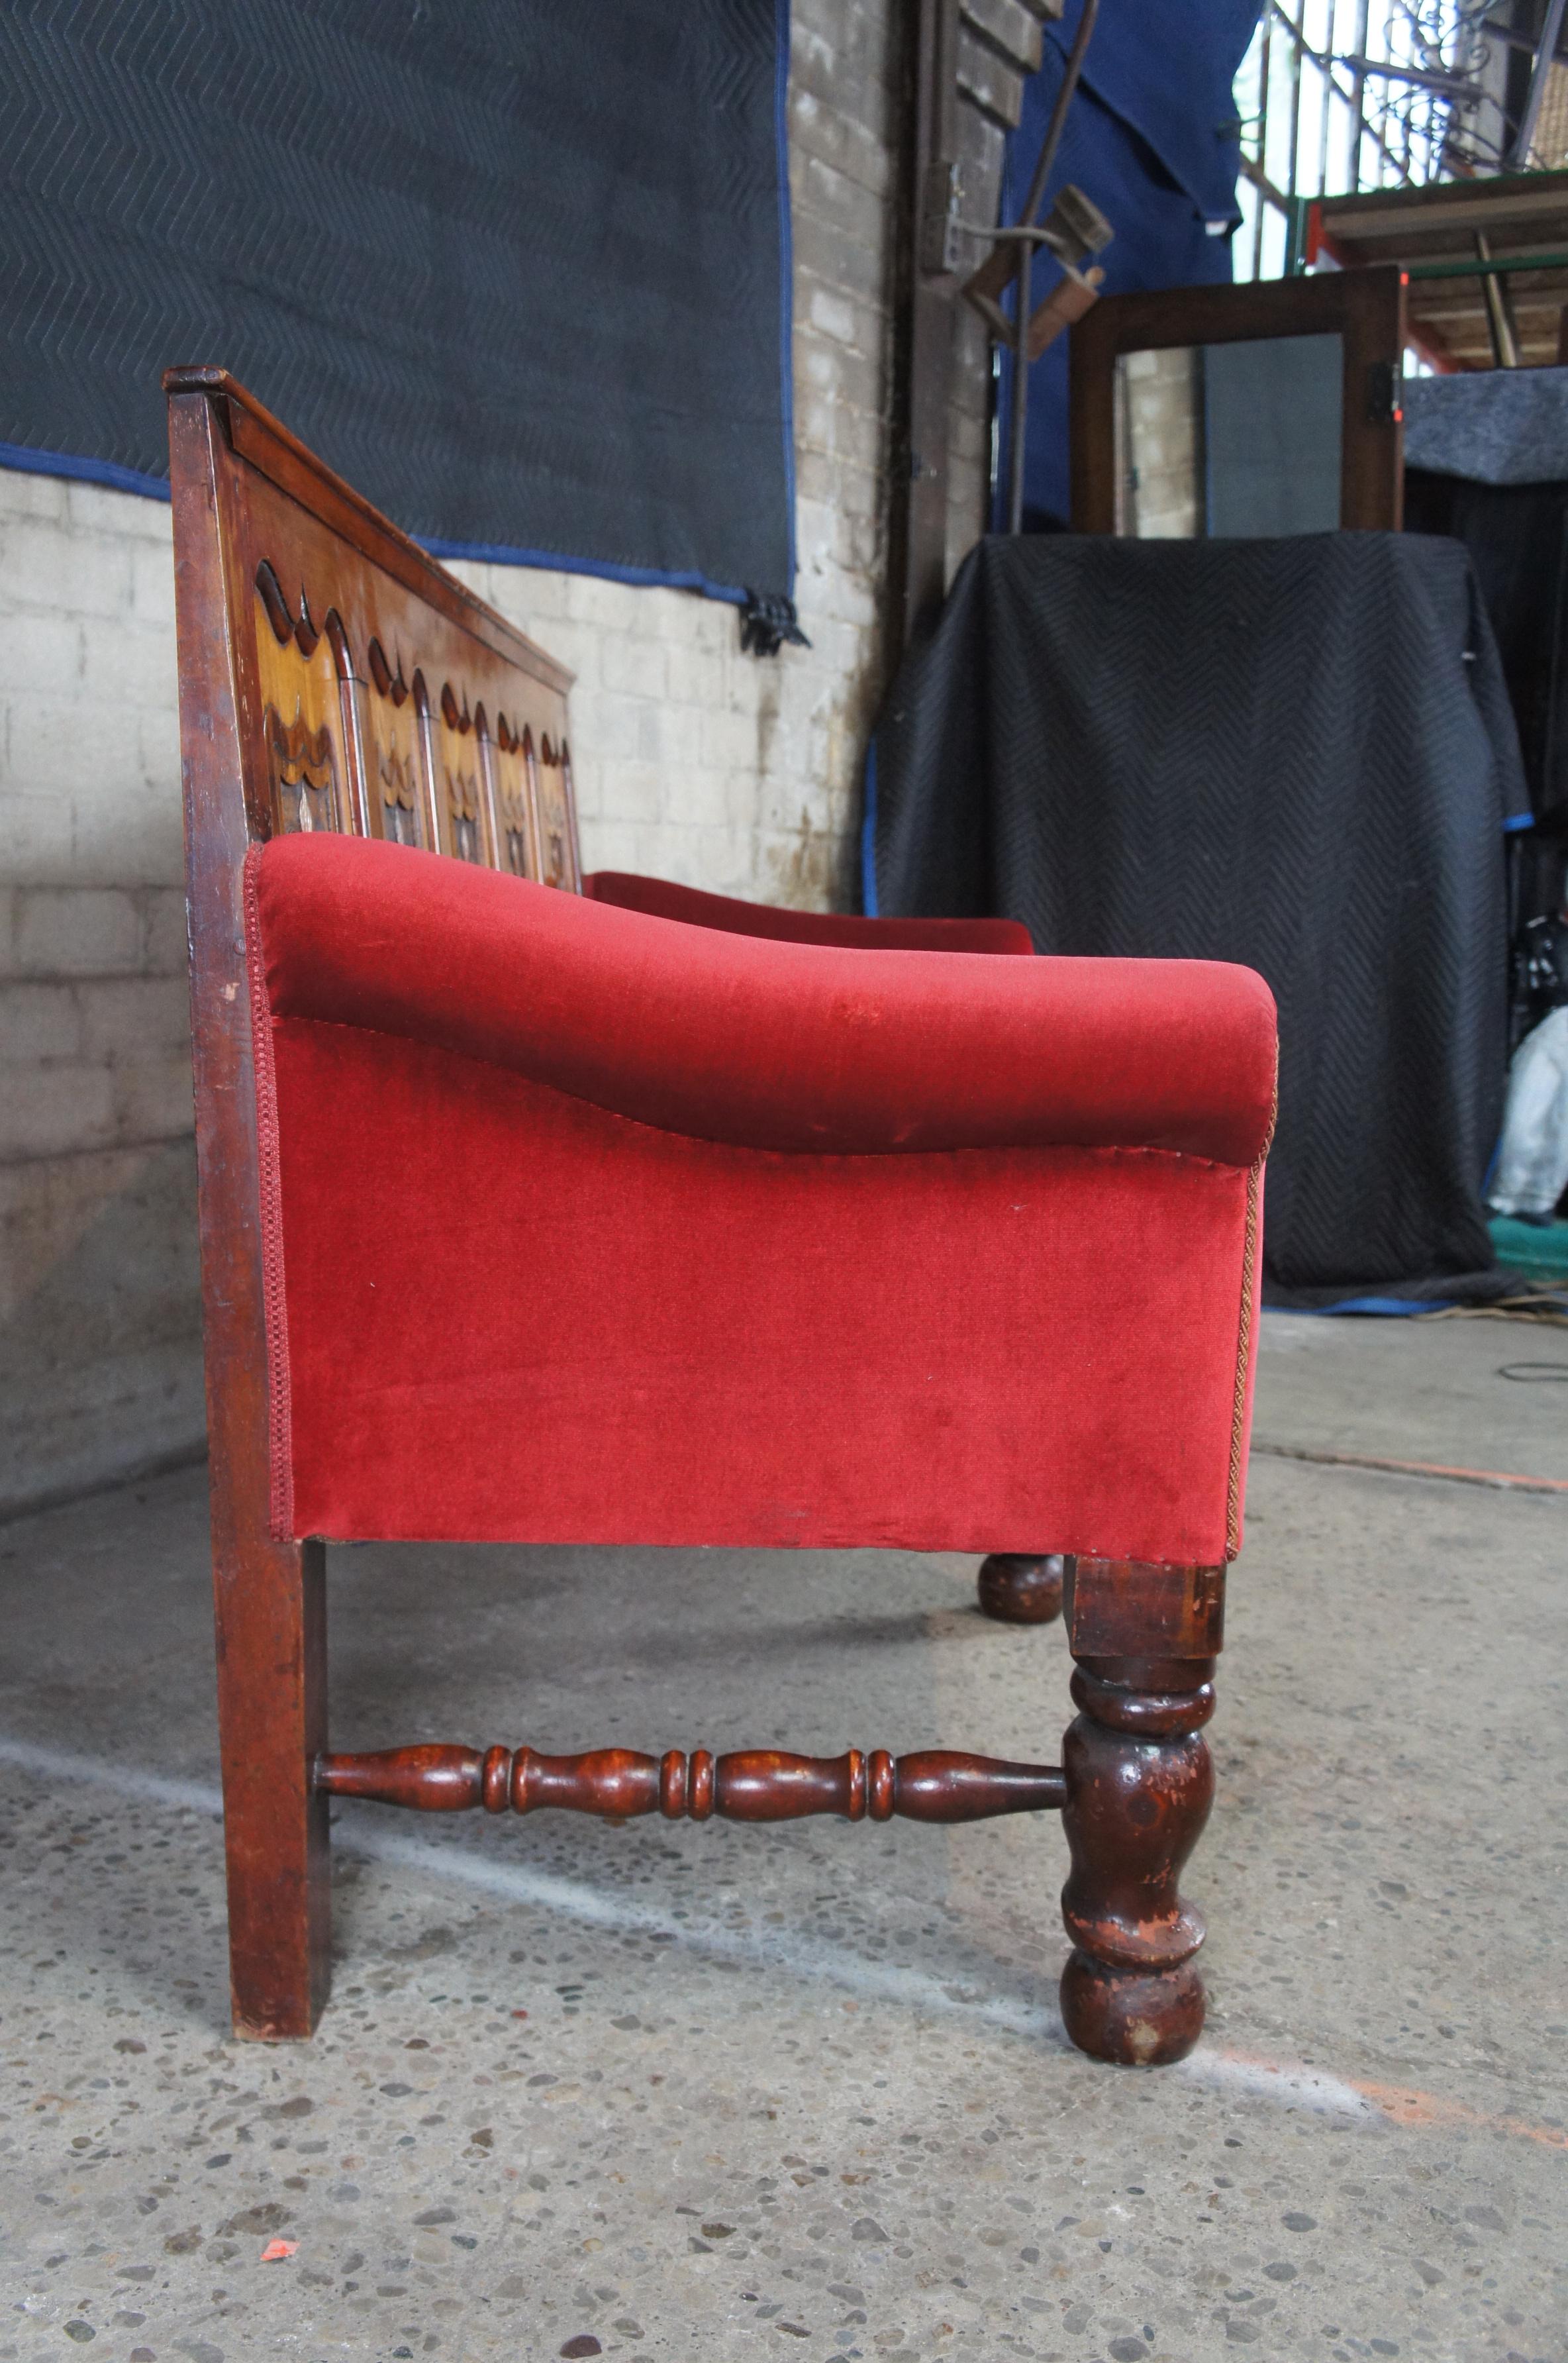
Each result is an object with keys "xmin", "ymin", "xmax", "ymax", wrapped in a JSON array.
[
  {"xmin": 535, "ymin": 731, "xmax": 580, "ymax": 891},
  {"xmin": 253, "ymin": 563, "xmax": 350, "ymax": 838},
  {"xmin": 220, "ymin": 393, "xmax": 577, "ymax": 883},
  {"xmin": 364, "ymin": 639, "xmax": 425, "ymax": 848},
  {"xmin": 492, "ymin": 715, "xmax": 542, "ymax": 880},
  {"xmin": 436, "ymin": 681, "xmax": 488, "ymax": 865}
]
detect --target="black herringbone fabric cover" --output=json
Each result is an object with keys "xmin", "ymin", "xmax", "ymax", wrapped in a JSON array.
[
  {"xmin": 0, "ymin": 0, "xmax": 791, "ymax": 599},
  {"xmin": 872, "ymin": 534, "xmax": 1528, "ymax": 1297}
]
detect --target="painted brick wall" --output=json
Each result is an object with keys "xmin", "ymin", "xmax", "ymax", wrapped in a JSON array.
[
  {"xmin": 1, "ymin": 0, "xmax": 969, "ymax": 1517},
  {"xmin": 0, "ymin": 470, "xmax": 201, "ymax": 1517}
]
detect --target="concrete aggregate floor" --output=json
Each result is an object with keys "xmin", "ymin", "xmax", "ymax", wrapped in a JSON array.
[{"xmin": 0, "ymin": 1312, "xmax": 1563, "ymax": 2362}]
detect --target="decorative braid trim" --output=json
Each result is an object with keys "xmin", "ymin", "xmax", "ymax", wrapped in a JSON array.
[
  {"xmin": 242, "ymin": 846, "xmax": 295, "ymax": 1543},
  {"xmin": 1226, "ymin": 1143, "xmax": 1269, "ymax": 1562}
]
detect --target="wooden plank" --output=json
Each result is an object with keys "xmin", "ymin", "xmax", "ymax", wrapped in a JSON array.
[
  {"xmin": 1320, "ymin": 174, "xmax": 1568, "ymax": 248},
  {"xmin": 168, "ymin": 389, "xmax": 331, "ymax": 2038},
  {"xmin": 887, "ymin": 0, "xmax": 959, "ymax": 654}
]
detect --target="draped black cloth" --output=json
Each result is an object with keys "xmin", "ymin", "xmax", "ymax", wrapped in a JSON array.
[{"xmin": 869, "ymin": 533, "xmax": 1529, "ymax": 1301}]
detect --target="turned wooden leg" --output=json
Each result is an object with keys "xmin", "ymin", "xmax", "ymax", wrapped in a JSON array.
[
  {"xmin": 977, "ymin": 1552, "xmax": 1064, "ymax": 1625},
  {"xmin": 211, "ymin": 1527, "xmax": 330, "ymax": 2038},
  {"xmin": 1057, "ymin": 1557, "xmax": 1224, "ymax": 2066}
]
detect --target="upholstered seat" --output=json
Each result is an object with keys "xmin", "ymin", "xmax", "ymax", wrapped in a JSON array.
[{"xmin": 252, "ymin": 831, "xmax": 1273, "ymax": 1561}]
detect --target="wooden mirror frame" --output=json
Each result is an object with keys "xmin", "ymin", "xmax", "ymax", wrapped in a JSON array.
[{"xmin": 1069, "ymin": 263, "xmax": 1407, "ymax": 536}]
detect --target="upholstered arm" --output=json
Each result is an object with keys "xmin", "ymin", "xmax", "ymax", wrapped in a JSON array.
[
  {"xmin": 583, "ymin": 868, "xmax": 1036, "ymax": 958},
  {"xmin": 246, "ymin": 835, "xmax": 1275, "ymax": 1566},
  {"xmin": 256, "ymin": 836, "xmax": 1274, "ymax": 1164}
]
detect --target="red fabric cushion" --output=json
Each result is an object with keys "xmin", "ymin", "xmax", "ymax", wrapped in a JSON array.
[
  {"xmin": 247, "ymin": 836, "xmax": 1275, "ymax": 1563},
  {"xmin": 584, "ymin": 868, "xmax": 1036, "ymax": 956}
]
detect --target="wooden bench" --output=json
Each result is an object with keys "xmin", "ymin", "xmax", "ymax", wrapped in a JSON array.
[{"xmin": 166, "ymin": 368, "xmax": 1275, "ymax": 2069}]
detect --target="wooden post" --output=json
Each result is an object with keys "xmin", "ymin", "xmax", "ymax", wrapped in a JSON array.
[
  {"xmin": 1057, "ymin": 1557, "xmax": 1225, "ymax": 2066},
  {"xmin": 168, "ymin": 388, "xmax": 331, "ymax": 2037}
]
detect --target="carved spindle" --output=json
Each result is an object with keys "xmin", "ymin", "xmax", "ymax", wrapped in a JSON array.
[
  {"xmin": 316, "ymin": 1745, "xmax": 1065, "ymax": 1823},
  {"xmin": 317, "ymin": 1742, "xmax": 484, "ymax": 1810},
  {"xmin": 977, "ymin": 1552, "xmax": 1065, "ymax": 1625},
  {"xmin": 710, "ymin": 1748, "xmax": 865, "ymax": 1821},
  {"xmin": 513, "ymin": 1747, "xmax": 661, "ymax": 1819},
  {"xmin": 1057, "ymin": 1558, "xmax": 1224, "ymax": 2068}
]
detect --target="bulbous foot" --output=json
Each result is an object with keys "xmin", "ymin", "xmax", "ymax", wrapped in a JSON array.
[
  {"xmin": 976, "ymin": 1553, "xmax": 1065, "ymax": 1625},
  {"xmin": 1059, "ymin": 1949, "xmax": 1205, "ymax": 2066}
]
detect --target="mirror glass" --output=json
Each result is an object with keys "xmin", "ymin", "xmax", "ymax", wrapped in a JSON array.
[{"xmin": 1112, "ymin": 332, "xmax": 1344, "ymax": 538}]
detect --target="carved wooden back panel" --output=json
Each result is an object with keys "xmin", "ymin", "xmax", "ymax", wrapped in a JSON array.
[{"xmin": 166, "ymin": 368, "xmax": 577, "ymax": 881}]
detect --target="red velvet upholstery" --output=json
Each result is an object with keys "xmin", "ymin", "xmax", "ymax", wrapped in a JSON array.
[
  {"xmin": 585, "ymin": 869, "xmax": 1036, "ymax": 956},
  {"xmin": 248, "ymin": 836, "xmax": 1275, "ymax": 1565}
]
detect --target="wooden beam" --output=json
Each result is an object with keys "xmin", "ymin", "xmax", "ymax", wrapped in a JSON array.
[{"xmin": 887, "ymin": 0, "xmax": 959, "ymax": 662}]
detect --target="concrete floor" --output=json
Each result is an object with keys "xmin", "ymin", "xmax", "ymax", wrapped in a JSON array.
[{"xmin": 0, "ymin": 1312, "xmax": 1563, "ymax": 2362}]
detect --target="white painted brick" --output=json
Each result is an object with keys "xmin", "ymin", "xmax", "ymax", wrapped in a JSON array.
[
  {"xmin": 1, "ymin": 519, "xmax": 132, "ymax": 617},
  {"xmin": 701, "ymin": 706, "xmax": 760, "ymax": 773},
  {"xmin": 111, "ymin": 1047, "xmax": 195, "ymax": 1143},
  {"xmin": 134, "ymin": 702, "xmax": 182, "ymax": 785},
  {"xmin": 0, "ymin": 794, "xmax": 74, "ymax": 892},
  {"xmin": 599, "ymin": 634, "xmax": 667, "ymax": 703},
  {"xmin": 79, "ymin": 975, "xmax": 192, "ymax": 1061},
  {"xmin": 663, "ymin": 640, "xmax": 725, "ymax": 708},
  {"xmin": 79, "ymin": 616, "xmax": 179, "ymax": 709},
  {"xmin": 0, "ymin": 1061, "xmax": 117, "ymax": 1161},
  {"xmin": 689, "ymin": 599, "xmax": 735, "ymax": 657},
  {"xmin": 130, "ymin": 542, "xmax": 177, "ymax": 630},
  {"xmin": 801, "ymin": 568, "xmax": 878, "ymax": 630},
  {"xmin": 797, "ymin": 154, "xmax": 887, "ymax": 250},
  {"xmin": 1, "ymin": 614, "xmax": 85, "ymax": 695},
  {"xmin": 14, "ymin": 889, "xmax": 141, "ymax": 977},
  {"xmin": 66, "ymin": 479, "xmax": 173, "ymax": 542},
  {"xmin": 799, "ymin": 341, "xmax": 845, "ymax": 400},
  {"xmin": 512, "ymin": 567, "xmax": 571, "ymax": 625},
  {"xmin": 6, "ymin": 696, "xmax": 144, "ymax": 799},
  {"xmin": 66, "ymin": 816, "xmax": 183, "ymax": 898},
  {"xmin": 140, "ymin": 890, "xmax": 190, "ymax": 977},
  {"xmin": 521, "ymin": 619, "xmax": 597, "ymax": 691},
  {"xmin": 0, "ymin": 981, "xmax": 83, "ymax": 1062},
  {"xmin": 808, "ymin": 284, "xmax": 859, "ymax": 348},
  {"xmin": 0, "ymin": 468, "xmax": 69, "ymax": 523},
  {"xmin": 577, "ymin": 819, "xmax": 644, "ymax": 875},
  {"xmin": 789, "ymin": 86, "xmax": 893, "ymax": 199},
  {"xmin": 564, "ymin": 570, "xmax": 632, "ymax": 628},
  {"xmin": 664, "ymin": 765, "xmax": 735, "ymax": 832},
  {"xmin": 595, "ymin": 760, "xmax": 665, "ymax": 827},
  {"xmin": 656, "ymin": 703, "xmax": 707, "ymax": 771},
  {"xmin": 793, "ymin": 493, "xmax": 838, "ymax": 568},
  {"xmin": 588, "ymin": 691, "xmax": 648, "ymax": 764}
]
